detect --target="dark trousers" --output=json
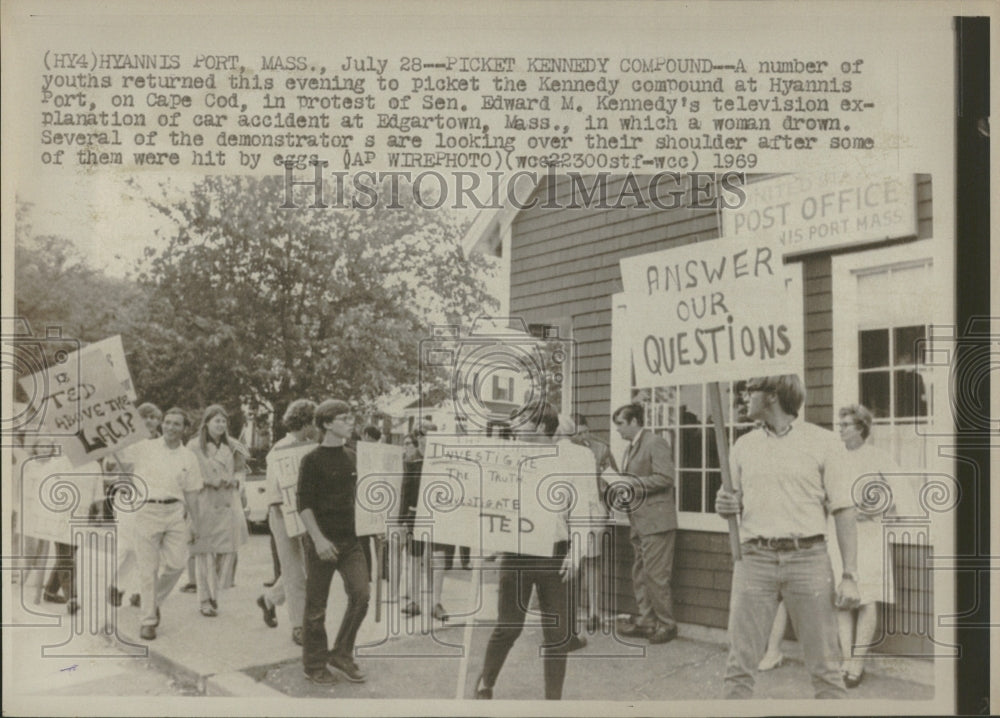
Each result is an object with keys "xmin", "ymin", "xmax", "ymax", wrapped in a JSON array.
[
  {"xmin": 45, "ymin": 542, "xmax": 76, "ymax": 600},
  {"xmin": 630, "ymin": 528, "xmax": 676, "ymax": 629},
  {"xmin": 302, "ymin": 538, "xmax": 370, "ymax": 672},
  {"xmin": 480, "ymin": 547, "xmax": 572, "ymax": 700}
]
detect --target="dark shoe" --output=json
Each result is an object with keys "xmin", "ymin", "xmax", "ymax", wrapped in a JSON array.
[
  {"xmin": 617, "ymin": 620, "xmax": 652, "ymax": 638},
  {"xmin": 140, "ymin": 625, "xmax": 156, "ymax": 640},
  {"xmin": 257, "ymin": 595, "xmax": 278, "ymax": 628},
  {"xmin": 844, "ymin": 670, "xmax": 864, "ymax": 689},
  {"xmin": 43, "ymin": 591, "xmax": 67, "ymax": 604},
  {"xmin": 648, "ymin": 624, "xmax": 678, "ymax": 645},
  {"xmin": 129, "ymin": 593, "xmax": 141, "ymax": 607},
  {"xmin": 565, "ymin": 634, "xmax": 587, "ymax": 652},
  {"xmin": 401, "ymin": 600, "xmax": 421, "ymax": 616},
  {"xmin": 107, "ymin": 586, "xmax": 124, "ymax": 607},
  {"xmin": 67, "ymin": 599, "xmax": 79, "ymax": 615},
  {"xmin": 152, "ymin": 606, "xmax": 161, "ymax": 627},
  {"xmin": 180, "ymin": 583, "xmax": 196, "ymax": 593},
  {"xmin": 292, "ymin": 627, "xmax": 303, "ymax": 646},
  {"xmin": 304, "ymin": 667, "xmax": 337, "ymax": 685},
  {"xmin": 209, "ymin": 598, "xmax": 218, "ymax": 610},
  {"xmin": 474, "ymin": 674, "xmax": 493, "ymax": 699},
  {"xmin": 200, "ymin": 603, "xmax": 217, "ymax": 617},
  {"xmin": 432, "ymin": 603, "xmax": 449, "ymax": 621},
  {"xmin": 328, "ymin": 653, "xmax": 366, "ymax": 683}
]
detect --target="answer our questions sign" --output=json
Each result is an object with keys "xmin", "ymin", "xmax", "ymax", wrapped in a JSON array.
[
  {"xmin": 619, "ymin": 239, "xmax": 804, "ymax": 387},
  {"xmin": 417, "ymin": 435, "xmax": 599, "ymax": 557}
]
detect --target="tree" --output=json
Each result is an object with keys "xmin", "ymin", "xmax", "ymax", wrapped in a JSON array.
[
  {"xmin": 12, "ymin": 203, "xmax": 145, "ymax": 395},
  {"xmin": 137, "ymin": 175, "xmax": 498, "ymax": 436}
]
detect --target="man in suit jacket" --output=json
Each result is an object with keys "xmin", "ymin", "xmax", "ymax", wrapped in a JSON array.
[{"xmin": 613, "ymin": 402, "xmax": 678, "ymax": 644}]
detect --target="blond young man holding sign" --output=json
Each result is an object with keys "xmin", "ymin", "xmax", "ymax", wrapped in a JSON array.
[{"xmin": 715, "ymin": 375, "xmax": 859, "ymax": 699}]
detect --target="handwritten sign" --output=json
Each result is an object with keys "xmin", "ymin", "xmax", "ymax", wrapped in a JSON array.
[
  {"xmin": 79, "ymin": 335, "xmax": 137, "ymax": 401},
  {"xmin": 20, "ymin": 456, "xmax": 103, "ymax": 543},
  {"xmin": 619, "ymin": 239, "xmax": 803, "ymax": 386},
  {"xmin": 267, "ymin": 442, "xmax": 315, "ymax": 537},
  {"xmin": 417, "ymin": 436, "xmax": 600, "ymax": 557},
  {"xmin": 722, "ymin": 173, "xmax": 917, "ymax": 257},
  {"xmin": 20, "ymin": 349, "xmax": 146, "ymax": 466},
  {"xmin": 354, "ymin": 442, "xmax": 404, "ymax": 537}
]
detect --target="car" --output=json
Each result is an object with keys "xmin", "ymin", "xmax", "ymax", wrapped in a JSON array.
[{"xmin": 243, "ymin": 471, "xmax": 270, "ymax": 532}]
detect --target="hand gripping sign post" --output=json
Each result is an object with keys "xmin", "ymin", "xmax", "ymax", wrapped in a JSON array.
[
  {"xmin": 354, "ymin": 441, "xmax": 404, "ymax": 623},
  {"xmin": 619, "ymin": 238, "xmax": 804, "ymax": 560}
]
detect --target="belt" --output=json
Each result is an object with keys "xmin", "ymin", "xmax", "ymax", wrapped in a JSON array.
[
  {"xmin": 746, "ymin": 534, "xmax": 825, "ymax": 551},
  {"xmin": 146, "ymin": 498, "xmax": 180, "ymax": 504}
]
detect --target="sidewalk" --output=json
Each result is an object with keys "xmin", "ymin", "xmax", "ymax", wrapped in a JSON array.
[{"xmin": 6, "ymin": 533, "xmax": 936, "ymax": 703}]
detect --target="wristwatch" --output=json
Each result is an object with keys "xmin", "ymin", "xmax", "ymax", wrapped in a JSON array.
[{"xmin": 841, "ymin": 572, "xmax": 858, "ymax": 582}]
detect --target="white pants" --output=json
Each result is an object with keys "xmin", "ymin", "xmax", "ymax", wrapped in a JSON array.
[{"xmin": 132, "ymin": 502, "xmax": 188, "ymax": 627}]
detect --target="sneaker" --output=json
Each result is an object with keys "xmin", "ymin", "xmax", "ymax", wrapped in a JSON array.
[
  {"xmin": 257, "ymin": 595, "xmax": 278, "ymax": 627},
  {"xmin": 200, "ymin": 603, "xmax": 218, "ymax": 617},
  {"xmin": 180, "ymin": 583, "xmax": 196, "ymax": 593},
  {"xmin": 43, "ymin": 591, "xmax": 67, "ymax": 604},
  {"xmin": 140, "ymin": 625, "xmax": 156, "ymax": 640},
  {"xmin": 328, "ymin": 653, "xmax": 366, "ymax": 683},
  {"xmin": 292, "ymin": 627, "xmax": 303, "ymax": 646},
  {"xmin": 304, "ymin": 667, "xmax": 337, "ymax": 685}
]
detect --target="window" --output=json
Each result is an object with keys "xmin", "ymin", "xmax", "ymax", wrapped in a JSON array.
[{"xmin": 630, "ymin": 382, "xmax": 754, "ymax": 515}]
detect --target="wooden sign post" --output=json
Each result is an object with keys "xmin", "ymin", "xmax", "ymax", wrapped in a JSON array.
[{"xmin": 707, "ymin": 382, "xmax": 741, "ymax": 561}]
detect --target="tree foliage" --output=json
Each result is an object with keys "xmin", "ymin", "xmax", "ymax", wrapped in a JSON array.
[{"xmin": 136, "ymin": 175, "xmax": 497, "ymax": 430}]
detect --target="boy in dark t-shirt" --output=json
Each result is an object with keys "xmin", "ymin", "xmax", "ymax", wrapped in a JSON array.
[{"xmin": 298, "ymin": 399, "xmax": 369, "ymax": 686}]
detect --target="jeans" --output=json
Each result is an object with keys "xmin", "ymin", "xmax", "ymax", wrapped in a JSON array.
[
  {"xmin": 480, "ymin": 547, "xmax": 572, "ymax": 700},
  {"xmin": 302, "ymin": 538, "xmax": 370, "ymax": 672},
  {"xmin": 724, "ymin": 541, "xmax": 846, "ymax": 699}
]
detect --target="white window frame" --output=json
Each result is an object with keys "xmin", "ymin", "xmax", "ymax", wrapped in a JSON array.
[{"xmin": 831, "ymin": 243, "xmax": 946, "ymax": 466}]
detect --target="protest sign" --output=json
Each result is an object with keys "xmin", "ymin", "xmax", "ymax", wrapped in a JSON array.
[
  {"xmin": 79, "ymin": 335, "xmax": 137, "ymax": 402},
  {"xmin": 20, "ymin": 348, "xmax": 146, "ymax": 466},
  {"xmin": 268, "ymin": 442, "xmax": 315, "ymax": 537},
  {"xmin": 417, "ymin": 435, "xmax": 600, "ymax": 557},
  {"xmin": 19, "ymin": 455, "xmax": 103, "ymax": 543},
  {"xmin": 619, "ymin": 239, "xmax": 804, "ymax": 387},
  {"xmin": 354, "ymin": 442, "xmax": 404, "ymax": 537}
]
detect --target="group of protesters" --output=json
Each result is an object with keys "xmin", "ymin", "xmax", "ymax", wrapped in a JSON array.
[{"xmin": 12, "ymin": 373, "xmax": 905, "ymax": 699}]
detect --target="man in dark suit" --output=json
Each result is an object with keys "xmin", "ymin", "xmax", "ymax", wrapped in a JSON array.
[{"xmin": 613, "ymin": 402, "xmax": 677, "ymax": 644}]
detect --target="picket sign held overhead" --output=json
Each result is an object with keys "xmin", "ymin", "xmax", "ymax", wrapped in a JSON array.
[{"xmin": 20, "ymin": 338, "xmax": 146, "ymax": 467}]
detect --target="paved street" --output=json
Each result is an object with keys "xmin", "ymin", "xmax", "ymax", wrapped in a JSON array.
[{"xmin": 5, "ymin": 530, "xmax": 936, "ymax": 709}]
